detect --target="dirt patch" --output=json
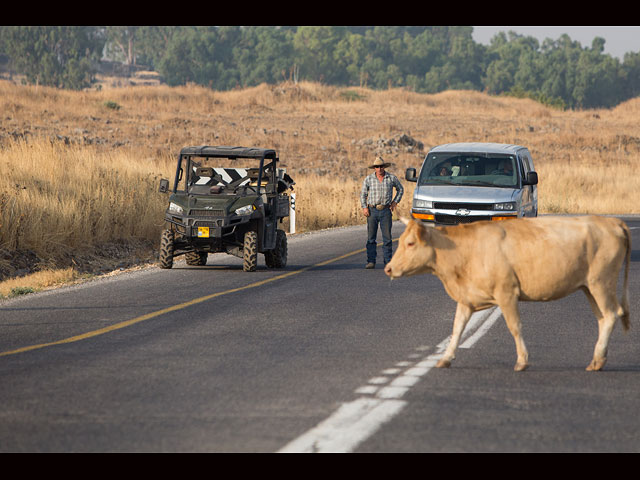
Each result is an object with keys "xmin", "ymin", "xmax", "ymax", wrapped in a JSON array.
[{"xmin": 0, "ymin": 240, "xmax": 157, "ymax": 282}]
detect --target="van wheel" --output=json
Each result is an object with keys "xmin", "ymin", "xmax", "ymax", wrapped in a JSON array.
[{"xmin": 243, "ymin": 230, "xmax": 258, "ymax": 272}]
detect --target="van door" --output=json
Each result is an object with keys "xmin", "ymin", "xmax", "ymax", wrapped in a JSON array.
[{"xmin": 519, "ymin": 150, "xmax": 537, "ymax": 217}]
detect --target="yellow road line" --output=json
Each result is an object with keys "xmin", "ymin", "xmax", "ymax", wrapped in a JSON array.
[{"xmin": 0, "ymin": 242, "xmax": 394, "ymax": 358}]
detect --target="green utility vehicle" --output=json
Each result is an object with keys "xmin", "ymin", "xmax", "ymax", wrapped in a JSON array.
[{"xmin": 158, "ymin": 146, "xmax": 294, "ymax": 271}]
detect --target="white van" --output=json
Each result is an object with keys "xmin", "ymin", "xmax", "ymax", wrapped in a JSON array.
[{"xmin": 405, "ymin": 143, "xmax": 538, "ymax": 225}]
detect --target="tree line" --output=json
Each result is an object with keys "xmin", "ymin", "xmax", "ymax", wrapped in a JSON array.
[{"xmin": 2, "ymin": 26, "xmax": 640, "ymax": 109}]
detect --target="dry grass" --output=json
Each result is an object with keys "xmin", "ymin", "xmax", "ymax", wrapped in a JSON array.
[
  {"xmin": 0, "ymin": 140, "xmax": 169, "ymax": 251},
  {"xmin": 1, "ymin": 78, "xmax": 639, "ymax": 295},
  {"xmin": 0, "ymin": 267, "xmax": 77, "ymax": 298}
]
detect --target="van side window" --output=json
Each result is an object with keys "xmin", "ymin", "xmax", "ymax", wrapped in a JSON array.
[
  {"xmin": 515, "ymin": 155, "xmax": 525, "ymax": 178},
  {"xmin": 521, "ymin": 152, "xmax": 533, "ymax": 173}
]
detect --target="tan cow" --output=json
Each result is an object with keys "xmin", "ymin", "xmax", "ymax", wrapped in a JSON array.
[{"xmin": 384, "ymin": 216, "xmax": 631, "ymax": 371}]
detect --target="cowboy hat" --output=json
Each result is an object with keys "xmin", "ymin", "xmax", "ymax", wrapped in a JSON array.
[{"xmin": 369, "ymin": 157, "xmax": 391, "ymax": 169}]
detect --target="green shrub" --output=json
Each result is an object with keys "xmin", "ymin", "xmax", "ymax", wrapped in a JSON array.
[
  {"xmin": 339, "ymin": 90, "xmax": 366, "ymax": 102},
  {"xmin": 10, "ymin": 286, "xmax": 36, "ymax": 297}
]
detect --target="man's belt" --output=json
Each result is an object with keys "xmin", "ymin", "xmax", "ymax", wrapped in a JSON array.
[{"xmin": 368, "ymin": 204, "xmax": 389, "ymax": 210}]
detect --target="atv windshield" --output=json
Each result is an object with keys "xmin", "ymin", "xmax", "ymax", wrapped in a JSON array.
[
  {"xmin": 418, "ymin": 153, "xmax": 520, "ymax": 188},
  {"xmin": 186, "ymin": 157, "xmax": 255, "ymax": 195}
]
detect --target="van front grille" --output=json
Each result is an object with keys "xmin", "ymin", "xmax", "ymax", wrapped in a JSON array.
[{"xmin": 434, "ymin": 202, "xmax": 493, "ymax": 211}]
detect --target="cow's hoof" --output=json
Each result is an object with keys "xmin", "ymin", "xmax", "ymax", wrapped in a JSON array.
[
  {"xmin": 436, "ymin": 359, "xmax": 451, "ymax": 368},
  {"xmin": 514, "ymin": 362, "xmax": 529, "ymax": 372},
  {"xmin": 586, "ymin": 358, "xmax": 605, "ymax": 371}
]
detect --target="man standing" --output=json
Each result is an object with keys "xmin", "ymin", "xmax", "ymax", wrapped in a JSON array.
[{"xmin": 360, "ymin": 157, "xmax": 404, "ymax": 269}]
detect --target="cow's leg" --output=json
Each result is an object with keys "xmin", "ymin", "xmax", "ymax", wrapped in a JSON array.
[
  {"xmin": 437, "ymin": 302, "xmax": 473, "ymax": 368},
  {"xmin": 583, "ymin": 288, "xmax": 605, "ymax": 368},
  {"xmin": 585, "ymin": 287, "xmax": 619, "ymax": 371},
  {"xmin": 499, "ymin": 298, "xmax": 529, "ymax": 371}
]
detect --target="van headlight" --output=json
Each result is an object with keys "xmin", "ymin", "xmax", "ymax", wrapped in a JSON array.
[
  {"xmin": 235, "ymin": 204, "xmax": 256, "ymax": 216},
  {"xmin": 168, "ymin": 202, "xmax": 184, "ymax": 214},
  {"xmin": 494, "ymin": 202, "xmax": 516, "ymax": 211},
  {"xmin": 413, "ymin": 199, "xmax": 433, "ymax": 209}
]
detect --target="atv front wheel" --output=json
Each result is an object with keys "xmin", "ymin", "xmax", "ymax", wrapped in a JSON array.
[
  {"xmin": 243, "ymin": 230, "xmax": 258, "ymax": 272},
  {"xmin": 159, "ymin": 229, "xmax": 174, "ymax": 269}
]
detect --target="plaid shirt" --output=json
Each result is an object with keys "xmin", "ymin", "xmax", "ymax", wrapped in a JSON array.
[{"xmin": 360, "ymin": 171, "xmax": 404, "ymax": 208}]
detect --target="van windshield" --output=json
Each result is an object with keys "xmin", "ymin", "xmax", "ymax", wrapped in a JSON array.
[{"xmin": 418, "ymin": 153, "xmax": 519, "ymax": 188}]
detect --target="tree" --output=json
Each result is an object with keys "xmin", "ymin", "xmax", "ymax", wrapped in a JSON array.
[
  {"xmin": 0, "ymin": 26, "xmax": 103, "ymax": 89},
  {"xmin": 233, "ymin": 27, "xmax": 294, "ymax": 86},
  {"xmin": 156, "ymin": 27, "xmax": 241, "ymax": 89},
  {"xmin": 483, "ymin": 31, "xmax": 540, "ymax": 95},
  {"xmin": 156, "ymin": 27, "xmax": 215, "ymax": 86},
  {"xmin": 134, "ymin": 26, "xmax": 181, "ymax": 68},
  {"xmin": 402, "ymin": 29, "xmax": 445, "ymax": 82},
  {"xmin": 104, "ymin": 27, "xmax": 139, "ymax": 65},
  {"xmin": 1, "ymin": 26, "xmax": 639, "ymax": 109},
  {"xmin": 333, "ymin": 32, "xmax": 369, "ymax": 86},
  {"xmin": 622, "ymin": 51, "xmax": 640, "ymax": 99},
  {"xmin": 572, "ymin": 41, "xmax": 624, "ymax": 108},
  {"xmin": 293, "ymin": 26, "xmax": 346, "ymax": 84},
  {"xmin": 445, "ymin": 34, "xmax": 484, "ymax": 90}
]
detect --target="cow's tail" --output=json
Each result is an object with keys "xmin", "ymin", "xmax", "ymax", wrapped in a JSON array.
[{"xmin": 620, "ymin": 221, "xmax": 631, "ymax": 331}]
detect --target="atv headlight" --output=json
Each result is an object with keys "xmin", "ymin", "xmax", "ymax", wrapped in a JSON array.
[
  {"xmin": 494, "ymin": 202, "xmax": 516, "ymax": 211},
  {"xmin": 169, "ymin": 202, "xmax": 184, "ymax": 214},
  {"xmin": 235, "ymin": 204, "xmax": 256, "ymax": 216}
]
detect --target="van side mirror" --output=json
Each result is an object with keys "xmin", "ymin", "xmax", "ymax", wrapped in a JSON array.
[
  {"xmin": 159, "ymin": 178, "xmax": 169, "ymax": 193},
  {"xmin": 405, "ymin": 168, "xmax": 417, "ymax": 182},
  {"xmin": 524, "ymin": 171, "xmax": 538, "ymax": 186}
]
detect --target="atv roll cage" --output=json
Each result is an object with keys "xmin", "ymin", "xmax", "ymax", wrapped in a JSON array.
[{"xmin": 173, "ymin": 146, "xmax": 278, "ymax": 190}]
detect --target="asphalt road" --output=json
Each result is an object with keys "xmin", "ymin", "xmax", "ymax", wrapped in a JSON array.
[{"xmin": 1, "ymin": 217, "xmax": 639, "ymax": 452}]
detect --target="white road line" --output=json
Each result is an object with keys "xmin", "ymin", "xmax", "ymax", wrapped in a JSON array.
[
  {"xmin": 459, "ymin": 307, "xmax": 503, "ymax": 349},
  {"xmin": 278, "ymin": 306, "xmax": 502, "ymax": 453},
  {"xmin": 277, "ymin": 398, "xmax": 407, "ymax": 453}
]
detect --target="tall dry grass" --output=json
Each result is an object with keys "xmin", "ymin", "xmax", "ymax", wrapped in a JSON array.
[
  {"xmin": 0, "ymin": 139, "xmax": 170, "ymax": 254},
  {"xmin": 1, "ymin": 78, "xmax": 640, "ymax": 294}
]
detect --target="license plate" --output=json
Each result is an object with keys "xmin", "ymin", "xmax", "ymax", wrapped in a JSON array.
[{"xmin": 197, "ymin": 227, "xmax": 209, "ymax": 238}]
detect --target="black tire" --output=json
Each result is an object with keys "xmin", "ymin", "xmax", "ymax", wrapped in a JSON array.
[
  {"xmin": 159, "ymin": 229, "xmax": 174, "ymax": 269},
  {"xmin": 243, "ymin": 230, "xmax": 258, "ymax": 272},
  {"xmin": 185, "ymin": 251, "xmax": 208, "ymax": 266},
  {"xmin": 265, "ymin": 229, "xmax": 287, "ymax": 268}
]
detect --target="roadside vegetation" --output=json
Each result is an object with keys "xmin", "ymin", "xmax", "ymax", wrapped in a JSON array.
[{"xmin": 1, "ymin": 79, "xmax": 640, "ymax": 296}]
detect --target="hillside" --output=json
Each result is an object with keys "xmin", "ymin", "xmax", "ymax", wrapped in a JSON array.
[
  {"xmin": 1, "ymin": 79, "xmax": 639, "ymax": 294},
  {"xmin": 3, "ymin": 79, "xmax": 640, "ymax": 182}
]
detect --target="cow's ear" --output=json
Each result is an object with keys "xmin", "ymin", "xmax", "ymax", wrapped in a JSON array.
[{"xmin": 414, "ymin": 218, "xmax": 430, "ymax": 242}]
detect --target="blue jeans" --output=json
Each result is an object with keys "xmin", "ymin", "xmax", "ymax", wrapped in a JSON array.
[{"xmin": 366, "ymin": 207, "xmax": 393, "ymax": 264}]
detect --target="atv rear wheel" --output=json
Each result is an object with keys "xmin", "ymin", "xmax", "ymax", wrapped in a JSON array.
[
  {"xmin": 243, "ymin": 230, "xmax": 258, "ymax": 272},
  {"xmin": 185, "ymin": 251, "xmax": 208, "ymax": 266},
  {"xmin": 265, "ymin": 229, "xmax": 287, "ymax": 268},
  {"xmin": 159, "ymin": 229, "xmax": 174, "ymax": 269}
]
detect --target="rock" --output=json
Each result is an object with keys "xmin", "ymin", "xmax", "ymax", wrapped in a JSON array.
[{"xmin": 356, "ymin": 132, "xmax": 424, "ymax": 155}]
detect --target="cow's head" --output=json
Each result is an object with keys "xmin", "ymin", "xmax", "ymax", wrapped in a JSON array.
[{"xmin": 385, "ymin": 218, "xmax": 437, "ymax": 278}]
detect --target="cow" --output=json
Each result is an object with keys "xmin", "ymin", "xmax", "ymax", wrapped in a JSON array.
[{"xmin": 384, "ymin": 216, "xmax": 631, "ymax": 371}]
